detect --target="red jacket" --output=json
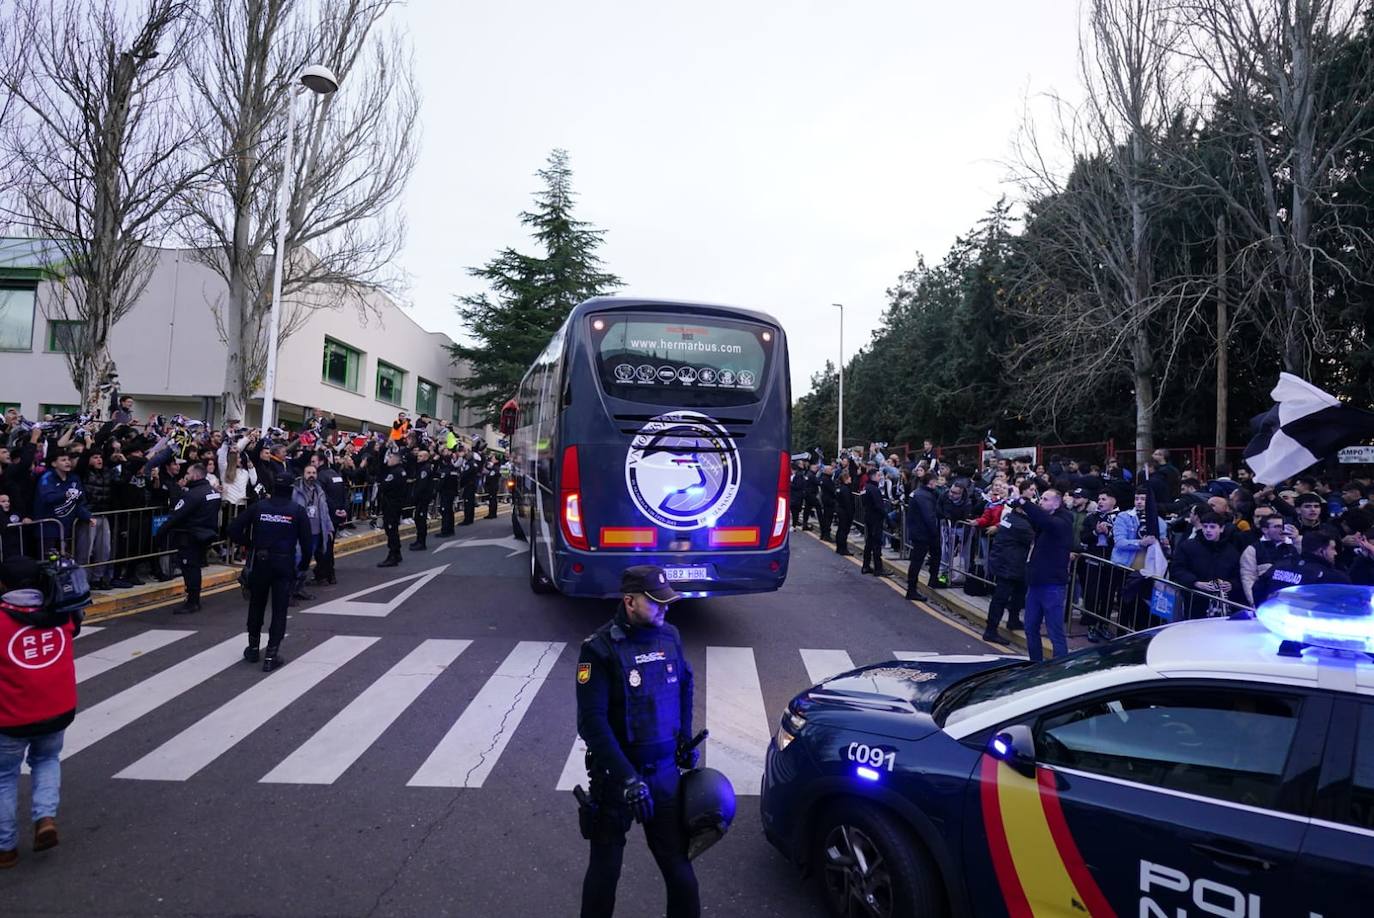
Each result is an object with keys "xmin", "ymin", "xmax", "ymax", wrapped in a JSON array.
[{"xmin": 0, "ymin": 590, "xmax": 77, "ymax": 737}]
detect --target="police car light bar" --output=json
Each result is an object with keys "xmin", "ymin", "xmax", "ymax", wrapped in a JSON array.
[
  {"xmin": 1253, "ymin": 584, "xmax": 1374, "ymax": 656},
  {"xmin": 855, "ymin": 766, "xmax": 881, "ymax": 782}
]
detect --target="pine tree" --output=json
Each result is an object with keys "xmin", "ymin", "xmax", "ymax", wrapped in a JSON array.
[{"xmin": 450, "ymin": 150, "xmax": 622, "ymax": 421}]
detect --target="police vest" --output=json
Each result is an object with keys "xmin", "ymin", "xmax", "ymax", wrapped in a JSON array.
[{"xmin": 596, "ymin": 623, "xmax": 684, "ymax": 755}]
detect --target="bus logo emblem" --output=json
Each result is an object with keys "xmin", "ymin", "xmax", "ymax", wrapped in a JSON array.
[
  {"xmin": 657, "ymin": 366, "xmax": 677, "ymax": 383},
  {"xmin": 625, "ymin": 411, "xmax": 742, "ymax": 530},
  {"xmin": 636, "ymin": 365, "xmax": 655, "ymax": 382},
  {"xmin": 615, "ymin": 364, "xmax": 635, "ymax": 381}
]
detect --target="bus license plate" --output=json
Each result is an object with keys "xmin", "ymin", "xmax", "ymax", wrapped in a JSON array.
[{"xmin": 665, "ymin": 566, "xmax": 709, "ymax": 582}]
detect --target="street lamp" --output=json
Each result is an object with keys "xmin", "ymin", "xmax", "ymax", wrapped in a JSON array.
[
  {"xmin": 261, "ymin": 64, "xmax": 339, "ymax": 428},
  {"xmin": 832, "ymin": 303, "xmax": 844, "ymax": 462}
]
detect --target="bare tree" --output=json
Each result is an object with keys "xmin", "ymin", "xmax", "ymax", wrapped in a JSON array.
[
  {"xmin": 1005, "ymin": 0, "xmax": 1190, "ymax": 454},
  {"xmin": 176, "ymin": 0, "xmax": 420, "ymax": 424},
  {"xmin": 0, "ymin": 0, "xmax": 204, "ymax": 414},
  {"xmin": 1172, "ymin": 0, "xmax": 1374, "ymax": 375}
]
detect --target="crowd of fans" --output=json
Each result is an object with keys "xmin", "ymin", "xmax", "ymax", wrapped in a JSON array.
[
  {"xmin": 790, "ymin": 440, "xmax": 1374, "ymax": 657},
  {"xmin": 0, "ymin": 396, "xmax": 506, "ymax": 597}
]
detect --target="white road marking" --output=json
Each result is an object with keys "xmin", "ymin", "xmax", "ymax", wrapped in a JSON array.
[
  {"xmin": 299, "ymin": 565, "xmax": 449, "ymax": 618},
  {"xmin": 556, "ymin": 736, "xmax": 588, "ymax": 791},
  {"xmin": 75, "ymin": 630, "xmax": 193, "ymax": 683},
  {"xmin": 799, "ymin": 649, "xmax": 856, "ymax": 685},
  {"xmin": 74, "ymin": 626, "xmax": 104, "ymax": 639},
  {"xmin": 705, "ymin": 646, "xmax": 772, "ymax": 796},
  {"xmin": 408, "ymin": 640, "xmax": 565, "ymax": 788},
  {"xmin": 114, "ymin": 636, "xmax": 377, "ymax": 781},
  {"xmin": 62, "ymin": 636, "xmax": 245, "ymax": 761},
  {"xmin": 261, "ymin": 639, "xmax": 471, "ymax": 785}
]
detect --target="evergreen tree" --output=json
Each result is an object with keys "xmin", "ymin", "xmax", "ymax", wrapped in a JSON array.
[{"xmin": 450, "ymin": 150, "xmax": 621, "ymax": 421}]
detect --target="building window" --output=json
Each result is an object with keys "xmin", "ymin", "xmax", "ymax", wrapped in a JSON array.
[
  {"xmin": 46, "ymin": 319, "xmax": 85, "ymax": 353},
  {"xmin": 376, "ymin": 361, "xmax": 405, "ymax": 405},
  {"xmin": 40, "ymin": 403, "xmax": 80, "ymax": 418},
  {"xmin": 322, "ymin": 338, "xmax": 362, "ymax": 391},
  {"xmin": 416, "ymin": 378, "xmax": 438, "ymax": 417},
  {"xmin": 450, "ymin": 393, "xmax": 463, "ymax": 425},
  {"xmin": 0, "ymin": 287, "xmax": 36, "ymax": 351},
  {"xmin": 0, "ymin": 402, "xmax": 20, "ymax": 416}
]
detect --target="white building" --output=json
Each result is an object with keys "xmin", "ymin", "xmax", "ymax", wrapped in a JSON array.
[{"xmin": 0, "ymin": 239, "xmax": 491, "ymax": 438}]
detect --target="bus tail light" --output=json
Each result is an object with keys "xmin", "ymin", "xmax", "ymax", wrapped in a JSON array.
[
  {"xmin": 710, "ymin": 527, "xmax": 759, "ymax": 548},
  {"xmin": 561, "ymin": 446, "xmax": 589, "ymax": 550},
  {"xmin": 767, "ymin": 450, "xmax": 789, "ymax": 550}
]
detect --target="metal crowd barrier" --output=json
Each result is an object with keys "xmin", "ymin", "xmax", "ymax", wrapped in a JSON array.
[
  {"xmin": 0, "ymin": 518, "xmax": 67, "ymax": 562},
  {"xmin": 1067, "ymin": 553, "xmax": 1251, "ymax": 640}
]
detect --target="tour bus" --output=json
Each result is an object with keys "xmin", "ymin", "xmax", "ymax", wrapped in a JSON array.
[{"xmin": 501, "ymin": 297, "xmax": 792, "ymax": 598}]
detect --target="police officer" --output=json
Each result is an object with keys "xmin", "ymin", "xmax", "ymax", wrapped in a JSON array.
[
  {"xmin": 484, "ymin": 455, "xmax": 501, "ymax": 519},
  {"xmin": 375, "ymin": 449, "xmax": 406, "ymax": 567},
  {"xmin": 459, "ymin": 443, "xmax": 480, "ymax": 526},
  {"xmin": 576, "ymin": 565, "xmax": 700, "ymax": 918},
  {"xmin": 833, "ymin": 467, "xmax": 855, "ymax": 555},
  {"xmin": 409, "ymin": 448, "xmax": 436, "ymax": 551},
  {"xmin": 227, "ymin": 479, "xmax": 312, "ymax": 671},
  {"xmin": 436, "ymin": 449, "xmax": 460, "ymax": 537},
  {"xmin": 1252, "ymin": 531, "xmax": 1352, "ymax": 605},
  {"xmin": 315, "ymin": 453, "xmax": 348, "ymax": 584},
  {"xmin": 800, "ymin": 463, "xmax": 820, "ymax": 532},
  {"xmin": 817, "ymin": 464, "xmax": 837, "ymax": 541},
  {"xmin": 860, "ymin": 466, "xmax": 886, "ymax": 575},
  {"xmin": 161, "ymin": 462, "xmax": 222, "ymax": 614}
]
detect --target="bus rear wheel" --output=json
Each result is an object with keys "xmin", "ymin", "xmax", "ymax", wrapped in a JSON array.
[{"xmin": 529, "ymin": 513, "xmax": 555, "ymax": 594}]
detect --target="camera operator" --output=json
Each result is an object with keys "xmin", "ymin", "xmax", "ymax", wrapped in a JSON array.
[{"xmin": 0, "ymin": 556, "xmax": 81, "ymax": 868}]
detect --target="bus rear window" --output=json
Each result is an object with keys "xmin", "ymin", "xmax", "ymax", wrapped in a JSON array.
[{"xmin": 592, "ymin": 314, "xmax": 774, "ymax": 406}]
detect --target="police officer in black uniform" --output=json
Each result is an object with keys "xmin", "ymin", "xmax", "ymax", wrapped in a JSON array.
[
  {"xmin": 315, "ymin": 454, "xmax": 348, "ymax": 584},
  {"xmin": 227, "ymin": 479, "xmax": 312, "ymax": 671},
  {"xmin": 818, "ymin": 464, "xmax": 837, "ymax": 541},
  {"xmin": 860, "ymin": 467, "xmax": 886, "ymax": 575},
  {"xmin": 484, "ymin": 455, "xmax": 501, "ymax": 519},
  {"xmin": 1252, "ymin": 530, "xmax": 1352, "ymax": 606},
  {"xmin": 409, "ymin": 448, "xmax": 436, "ymax": 551},
  {"xmin": 575, "ymin": 565, "xmax": 700, "ymax": 918},
  {"xmin": 375, "ymin": 448, "xmax": 406, "ymax": 567},
  {"xmin": 459, "ymin": 442, "xmax": 481, "ymax": 526},
  {"xmin": 161, "ymin": 463, "xmax": 222, "ymax": 614},
  {"xmin": 436, "ymin": 449, "xmax": 460, "ymax": 537},
  {"xmin": 800, "ymin": 463, "xmax": 821, "ymax": 532}
]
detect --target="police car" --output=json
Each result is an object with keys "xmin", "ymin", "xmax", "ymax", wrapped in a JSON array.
[{"xmin": 760, "ymin": 584, "xmax": 1374, "ymax": 918}]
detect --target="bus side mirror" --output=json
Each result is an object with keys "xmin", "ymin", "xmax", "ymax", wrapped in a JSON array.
[
  {"xmin": 499, "ymin": 405, "xmax": 518, "ymax": 437},
  {"xmin": 987, "ymin": 724, "xmax": 1036, "ymax": 777}
]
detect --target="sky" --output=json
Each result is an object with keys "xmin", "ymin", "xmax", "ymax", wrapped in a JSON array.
[{"xmin": 393, "ymin": 1, "xmax": 1085, "ymax": 398}]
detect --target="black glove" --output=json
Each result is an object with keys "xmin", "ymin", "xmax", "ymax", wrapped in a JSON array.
[
  {"xmin": 621, "ymin": 777, "xmax": 653, "ymax": 824},
  {"xmin": 675, "ymin": 736, "xmax": 699, "ymax": 770}
]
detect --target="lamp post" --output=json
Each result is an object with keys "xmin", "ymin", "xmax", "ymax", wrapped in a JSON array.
[
  {"xmin": 832, "ymin": 303, "xmax": 844, "ymax": 462},
  {"xmin": 261, "ymin": 64, "xmax": 339, "ymax": 428}
]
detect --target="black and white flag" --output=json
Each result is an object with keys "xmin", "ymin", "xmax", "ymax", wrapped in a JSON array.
[{"xmin": 1243, "ymin": 373, "xmax": 1374, "ymax": 485}]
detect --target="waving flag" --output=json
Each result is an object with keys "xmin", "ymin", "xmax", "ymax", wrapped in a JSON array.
[{"xmin": 1244, "ymin": 373, "xmax": 1374, "ymax": 485}]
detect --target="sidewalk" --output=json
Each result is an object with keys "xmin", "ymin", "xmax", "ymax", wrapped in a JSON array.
[
  {"xmin": 84, "ymin": 508, "xmax": 510, "ymax": 623},
  {"xmin": 810, "ymin": 525, "xmax": 1088, "ymax": 657}
]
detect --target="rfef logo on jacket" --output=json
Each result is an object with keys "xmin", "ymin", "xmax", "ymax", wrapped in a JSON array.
[{"xmin": 7, "ymin": 625, "xmax": 67, "ymax": 670}]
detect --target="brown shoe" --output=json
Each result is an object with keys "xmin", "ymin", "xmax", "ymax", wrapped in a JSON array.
[
  {"xmin": 0, "ymin": 848, "xmax": 16, "ymax": 868},
  {"xmin": 33, "ymin": 817, "xmax": 58, "ymax": 852}
]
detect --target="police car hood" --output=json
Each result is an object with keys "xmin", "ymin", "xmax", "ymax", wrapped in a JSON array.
[{"xmin": 798, "ymin": 654, "xmax": 1023, "ymax": 741}]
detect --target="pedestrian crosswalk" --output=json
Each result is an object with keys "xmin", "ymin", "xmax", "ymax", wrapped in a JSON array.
[{"xmin": 63, "ymin": 626, "xmax": 1000, "ymax": 795}]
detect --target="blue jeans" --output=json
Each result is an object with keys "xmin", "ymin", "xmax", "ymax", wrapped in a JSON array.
[
  {"xmin": 0, "ymin": 730, "xmax": 64, "ymax": 850},
  {"xmin": 1024, "ymin": 584, "xmax": 1068, "ymax": 663}
]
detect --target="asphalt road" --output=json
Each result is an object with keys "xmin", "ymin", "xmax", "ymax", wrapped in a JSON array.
[{"xmin": 2, "ymin": 517, "xmax": 995, "ymax": 918}]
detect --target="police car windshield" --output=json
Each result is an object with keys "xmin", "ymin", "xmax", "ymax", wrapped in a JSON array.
[{"xmin": 935, "ymin": 631, "xmax": 1155, "ymax": 728}]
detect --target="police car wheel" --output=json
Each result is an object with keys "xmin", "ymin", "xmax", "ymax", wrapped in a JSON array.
[{"xmin": 814, "ymin": 801, "xmax": 945, "ymax": 918}]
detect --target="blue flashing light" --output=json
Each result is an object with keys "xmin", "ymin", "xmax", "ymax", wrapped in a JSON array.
[
  {"xmin": 1254, "ymin": 584, "xmax": 1374, "ymax": 654},
  {"xmin": 855, "ymin": 766, "xmax": 881, "ymax": 782},
  {"xmin": 991, "ymin": 737, "xmax": 1011, "ymax": 757}
]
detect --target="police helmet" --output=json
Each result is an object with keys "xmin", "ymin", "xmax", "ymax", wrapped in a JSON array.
[{"xmin": 679, "ymin": 767, "xmax": 736, "ymax": 860}]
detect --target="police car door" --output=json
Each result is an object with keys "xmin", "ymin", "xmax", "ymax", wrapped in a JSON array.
[
  {"xmin": 964, "ymin": 681, "xmax": 1326, "ymax": 917},
  {"xmin": 1301, "ymin": 697, "xmax": 1374, "ymax": 916}
]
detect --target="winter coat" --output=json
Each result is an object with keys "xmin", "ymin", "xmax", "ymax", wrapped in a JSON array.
[
  {"xmin": 905, "ymin": 486, "xmax": 940, "ymax": 544},
  {"xmin": 1170, "ymin": 535, "xmax": 1241, "ymax": 593},
  {"xmin": 1020, "ymin": 501, "xmax": 1075, "ymax": 586},
  {"xmin": 33, "ymin": 469, "xmax": 90, "ymax": 537},
  {"xmin": 986, "ymin": 507, "xmax": 1033, "ymax": 581}
]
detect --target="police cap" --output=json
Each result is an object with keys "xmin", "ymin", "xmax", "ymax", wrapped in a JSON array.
[{"xmin": 619, "ymin": 565, "xmax": 681, "ymax": 603}]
